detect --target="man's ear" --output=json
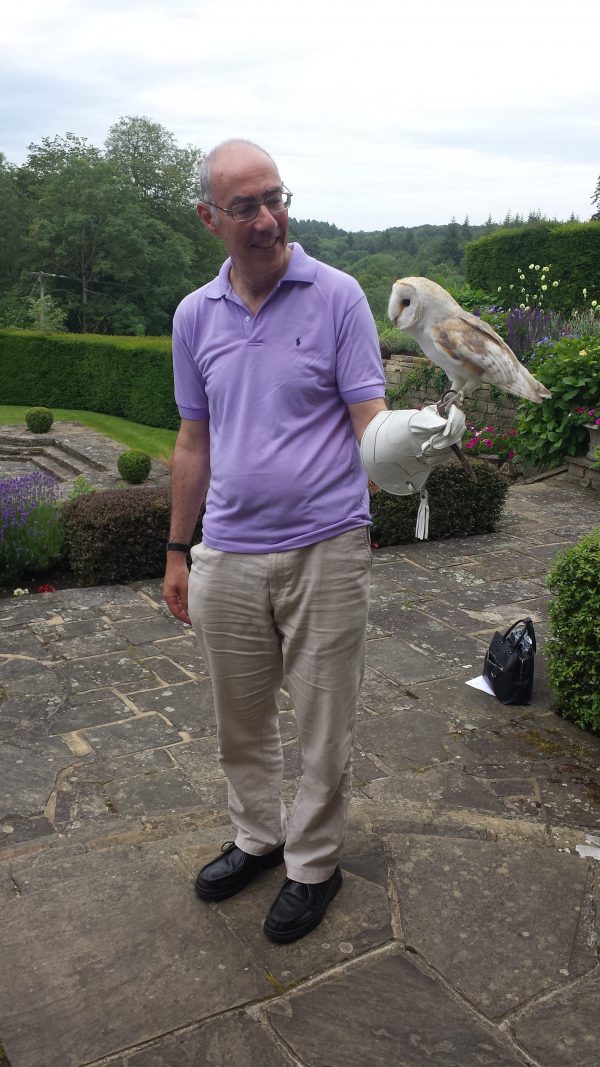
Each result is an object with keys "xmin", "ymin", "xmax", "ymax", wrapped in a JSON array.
[{"xmin": 197, "ymin": 202, "xmax": 219, "ymax": 235}]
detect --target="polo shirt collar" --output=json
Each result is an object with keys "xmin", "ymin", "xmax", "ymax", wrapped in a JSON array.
[{"xmin": 205, "ymin": 242, "xmax": 316, "ymax": 301}]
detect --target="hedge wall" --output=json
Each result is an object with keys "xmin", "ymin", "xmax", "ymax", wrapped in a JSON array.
[
  {"xmin": 0, "ymin": 330, "xmax": 179, "ymax": 430},
  {"xmin": 465, "ymin": 222, "xmax": 600, "ymax": 314}
]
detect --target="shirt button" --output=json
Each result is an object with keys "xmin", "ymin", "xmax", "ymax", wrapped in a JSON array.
[{"xmin": 245, "ymin": 315, "xmax": 250, "ymax": 321}]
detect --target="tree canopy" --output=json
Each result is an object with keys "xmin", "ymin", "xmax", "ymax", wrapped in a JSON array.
[{"xmin": 0, "ymin": 116, "xmax": 582, "ymax": 333}]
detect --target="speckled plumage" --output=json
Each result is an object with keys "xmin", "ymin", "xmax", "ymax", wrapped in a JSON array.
[{"xmin": 388, "ymin": 277, "xmax": 552, "ymax": 404}]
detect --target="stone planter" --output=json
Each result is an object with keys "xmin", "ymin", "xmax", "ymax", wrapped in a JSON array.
[{"xmin": 584, "ymin": 423, "xmax": 600, "ymax": 460}]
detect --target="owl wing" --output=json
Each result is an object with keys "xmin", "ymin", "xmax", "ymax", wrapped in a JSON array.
[{"xmin": 430, "ymin": 314, "xmax": 519, "ymax": 388}]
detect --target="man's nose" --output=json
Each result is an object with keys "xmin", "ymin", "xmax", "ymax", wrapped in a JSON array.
[{"xmin": 254, "ymin": 202, "xmax": 278, "ymax": 227}]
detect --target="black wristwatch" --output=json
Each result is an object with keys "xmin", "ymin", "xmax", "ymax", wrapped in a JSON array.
[{"xmin": 166, "ymin": 541, "xmax": 192, "ymax": 553}]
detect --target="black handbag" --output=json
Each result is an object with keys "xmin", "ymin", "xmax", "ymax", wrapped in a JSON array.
[{"xmin": 483, "ymin": 618, "xmax": 536, "ymax": 705}]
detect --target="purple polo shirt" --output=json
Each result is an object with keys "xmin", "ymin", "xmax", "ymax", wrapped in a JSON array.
[{"xmin": 172, "ymin": 243, "xmax": 386, "ymax": 552}]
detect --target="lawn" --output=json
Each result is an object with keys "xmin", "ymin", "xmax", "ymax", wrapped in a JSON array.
[{"xmin": 0, "ymin": 407, "xmax": 177, "ymax": 462}]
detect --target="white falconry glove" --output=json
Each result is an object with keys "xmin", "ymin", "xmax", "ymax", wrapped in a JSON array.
[{"xmin": 360, "ymin": 404, "xmax": 467, "ymax": 540}]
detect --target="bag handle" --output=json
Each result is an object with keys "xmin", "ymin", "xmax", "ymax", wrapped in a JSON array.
[{"xmin": 501, "ymin": 617, "xmax": 536, "ymax": 654}]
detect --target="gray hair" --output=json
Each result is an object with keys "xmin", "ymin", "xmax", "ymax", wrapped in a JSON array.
[{"xmin": 199, "ymin": 139, "xmax": 278, "ymax": 223}]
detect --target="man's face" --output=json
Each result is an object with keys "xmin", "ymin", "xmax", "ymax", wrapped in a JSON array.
[{"xmin": 198, "ymin": 146, "xmax": 290, "ymax": 287}]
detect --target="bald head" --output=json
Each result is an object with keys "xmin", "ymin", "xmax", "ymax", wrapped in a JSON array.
[{"xmin": 200, "ymin": 139, "xmax": 279, "ymax": 218}]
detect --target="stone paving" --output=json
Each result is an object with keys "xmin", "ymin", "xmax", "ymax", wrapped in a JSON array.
[{"xmin": 0, "ymin": 477, "xmax": 599, "ymax": 1066}]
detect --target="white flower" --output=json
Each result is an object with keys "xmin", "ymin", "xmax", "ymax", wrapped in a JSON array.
[
  {"xmin": 579, "ymin": 349, "xmax": 588, "ymax": 356},
  {"xmin": 541, "ymin": 284, "xmax": 548, "ymax": 291},
  {"xmin": 534, "ymin": 264, "xmax": 540, "ymax": 270},
  {"xmin": 13, "ymin": 588, "xmax": 29, "ymax": 597},
  {"xmin": 510, "ymin": 284, "xmax": 514, "ymax": 289},
  {"xmin": 519, "ymin": 303, "xmax": 525, "ymax": 309},
  {"xmin": 540, "ymin": 275, "xmax": 546, "ymax": 281},
  {"xmin": 542, "ymin": 266, "xmax": 550, "ymax": 272},
  {"xmin": 498, "ymin": 286, "xmax": 502, "ymax": 292},
  {"xmin": 592, "ymin": 300, "xmax": 598, "ymax": 307},
  {"xmin": 552, "ymin": 280, "xmax": 559, "ymax": 287},
  {"xmin": 583, "ymin": 288, "xmax": 587, "ymax": 297},
  {"xmin": 528, "ymin": 263, "xmax": 534, "ymax": 269}
]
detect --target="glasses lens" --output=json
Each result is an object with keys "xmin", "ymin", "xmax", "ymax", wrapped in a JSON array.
[
  {"xmin": 231, "ymin": 202, "xmax": 259, "ymax": 223},
  {"xmin": 231, "ymin": 190, "xmax": 292, "ymax": 222}
]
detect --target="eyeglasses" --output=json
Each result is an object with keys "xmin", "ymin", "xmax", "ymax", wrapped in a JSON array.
[{"xmin": 204, "ymin": 185, "xmax": 293, "ymax": 224}]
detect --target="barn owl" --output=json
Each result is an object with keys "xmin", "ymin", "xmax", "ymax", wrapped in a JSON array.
[{"xmin": 388, "ymin": 277, "xmax": 552, "ymax": 405}]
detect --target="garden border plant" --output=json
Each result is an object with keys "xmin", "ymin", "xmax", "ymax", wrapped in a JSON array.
[{"xmin": 546, "ymin": 528, "xmax": 600, "ymax": 734}]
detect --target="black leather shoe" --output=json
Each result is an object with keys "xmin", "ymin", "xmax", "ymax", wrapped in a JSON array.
[
  {"xmin": 264, "ymin": 867, "xmax": 343, "ymax": 943},
  {"xmin": 194, "ymin": 841, "xmax": 285, "ymax": 902}
]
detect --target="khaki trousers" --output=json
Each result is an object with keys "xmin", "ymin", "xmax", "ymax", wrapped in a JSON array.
[{"xmin": 187, "ymin": 527, "xmax": 372, "ymax": 883}]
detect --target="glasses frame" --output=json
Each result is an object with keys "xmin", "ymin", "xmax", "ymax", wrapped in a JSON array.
[{"xmin": 203, "ymin": 185, "xmax": 293, "ymax": 224}]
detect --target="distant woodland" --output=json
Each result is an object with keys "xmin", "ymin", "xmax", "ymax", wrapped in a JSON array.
[{"xmin": 0, "ymin": 116, "xmax": 581, "ymax": 333}]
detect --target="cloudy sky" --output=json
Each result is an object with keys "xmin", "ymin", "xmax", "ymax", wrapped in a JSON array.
[{"xmin": 2, "ymin": 0, "xmax": 599, "ymax": 231}]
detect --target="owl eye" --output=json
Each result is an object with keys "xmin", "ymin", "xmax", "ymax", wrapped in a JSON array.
[{"xmin": 401, "ymin": 298, "xmax": 411, "ymax": 307}]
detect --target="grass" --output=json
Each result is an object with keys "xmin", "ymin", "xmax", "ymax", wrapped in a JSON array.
[{"xmin": 0, "ymin": 407, "xmax": 176, "ymax": 462}]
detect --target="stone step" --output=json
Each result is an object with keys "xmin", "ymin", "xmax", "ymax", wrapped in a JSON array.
[
  {"xmin": 55, "ymin": 440, "xmax": 108, "ymax": 471},
  {"xmin": 30, "ymin": 453, "xmax": 83, "ymax": 482}
]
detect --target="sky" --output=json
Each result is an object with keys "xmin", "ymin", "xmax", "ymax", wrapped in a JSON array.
[{"xmin": 2, "ymin": 0, "xmax": 599, "ymax": 232}]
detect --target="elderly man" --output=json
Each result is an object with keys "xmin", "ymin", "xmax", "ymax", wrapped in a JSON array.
[{"xmin": 163, "ymin": 139, "xmax": 387, "ymax": 943}]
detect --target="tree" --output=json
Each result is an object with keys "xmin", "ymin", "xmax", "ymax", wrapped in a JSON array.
[
  {"xmin": 26, "ymin": 153, "xmax": 195, "ymax": 333},
  {"xmin": 105, "ymin": 115, "xmax": 202, "ymax": 215},
  {"xmin": 591, "ymin": 174, "xmax": 600, "ymax": 221}
]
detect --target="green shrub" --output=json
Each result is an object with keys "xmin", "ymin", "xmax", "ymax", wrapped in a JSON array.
[
  {"xmin": 546, "ymin": 529, "xmax": 600, "ymax": 733},
  {"xmin": 25, "ymin": 406, "xmax": 53, "ymax": 433},
  {"xmin": 516, "ymin": 335, "xmax": 600, "ymax": 468},
  {"xmin": 465, "ymin": 222, "xmax": 600, "ymax": 315},
  {"xmin": 0, "ymin": 330, "xmax": 178, "ymax": 430},
  {"xmin": 117, "ymin": 449, "xmax": 152, "ymax": 484},
  {"xmin": 62, "ymin": 487, "xmax": 204, "ymax": 586},
  {"xmin": 62, "ymin": 486, "xmax": 173, "ymax": 585},
  {"xmin": 369, "ymin": 459, "xmax": 508, "ymax": 546}
]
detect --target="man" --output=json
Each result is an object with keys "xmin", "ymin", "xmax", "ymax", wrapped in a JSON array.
[{"xmin": 163, "ymin": 139, "xmax": 387, "ymax": 943}]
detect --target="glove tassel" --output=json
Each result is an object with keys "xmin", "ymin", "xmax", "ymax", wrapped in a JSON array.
[{"xmin": 415, "ymin": 488, "xmax": 430, "ymax": 541}]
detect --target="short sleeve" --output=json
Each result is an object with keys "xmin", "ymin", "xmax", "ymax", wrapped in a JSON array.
[{"xmin": 172, "ymin": 304, "xmax": 209, "ymax": 420}]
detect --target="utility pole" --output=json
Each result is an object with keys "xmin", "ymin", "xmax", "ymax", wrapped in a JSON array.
[{"xmin": 29, "ymin": 271, "xmax": 69, "ymax": 328}]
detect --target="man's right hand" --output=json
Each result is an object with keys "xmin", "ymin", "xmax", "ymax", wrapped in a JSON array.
[{"xmin": 163, "ymin": 555, "xmax": 192, "ymax": 625}]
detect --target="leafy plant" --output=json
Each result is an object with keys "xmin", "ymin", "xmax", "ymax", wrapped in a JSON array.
[
  {"xmin": 25, "ymin": 406, "xmax": 53, "ymax": 433},
  {"xmin": 117, "ymin": 449, "xmax": 152, "ymax": 484},
  {"xmin": 369, "ymin": 459, "xmax": 508, "ymax": 546},
  {"xmin": 0, "ymin": 471, "xmax": 63, "ymax": 583},
  {"xmin": 68, "ymin": 474, "xmax": 96, "ymax": 498},
  {"xmin": 516, "ymin": 336, "xmax": 600, "ymax": 467},
  {"xmin": 62, "ymin": 486, "xmax": 201, "ymax": 585},
  {"xmin": 546, "ymin": 529, "xmax": 600, "ymax": 733}
]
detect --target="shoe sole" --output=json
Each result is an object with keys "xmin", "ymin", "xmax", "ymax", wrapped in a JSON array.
[
  {"xmin": 195, "ymin": 845, "xmax": 285, "ymax": 902},
  {"xmin": 264, "ymin": 869, "xmax": 343, "ymax": 943}
]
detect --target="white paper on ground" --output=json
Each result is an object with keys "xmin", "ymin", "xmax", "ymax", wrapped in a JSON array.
[{"xmin": 466, "ymin": 674, "xmax": 496, "ymax": 697}]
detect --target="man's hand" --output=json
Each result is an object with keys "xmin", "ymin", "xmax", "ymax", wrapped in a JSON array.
[{"xmin": 163, "ymin": 554, "xmax": 192, "ymax": 625}]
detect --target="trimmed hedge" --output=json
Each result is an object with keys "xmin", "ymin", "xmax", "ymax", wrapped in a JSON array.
[
  {"xmin": 26, "ymin": 406, "xmax": 53, "ymax": 433},
  {"xmin": 546, "ymin": 529, "xmax": 600, "ymax": 734},
  {"xmin": 62, "ymin": 487, "xmax": 165, "ymax": 585},
  {"xmin": 117, "ymin": 449, "xmax": 152, "ymax": 484},
  {"xmin": 0, "ymin": 330, "xmax": 179, "ymax": 430},
  {"xmin": 62, "ymin": 486, "xmax": 204, "ymax": 586},
  {"xmin": 465, "ymin": 222, "xmax": 600, "ymax": 315},
  {"xmin": 370, "ymin": 459, "xmax": 509, "ymax": 546}
]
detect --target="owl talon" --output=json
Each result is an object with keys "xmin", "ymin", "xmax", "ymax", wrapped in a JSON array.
[{"xmin": 437, "ymin": 390, "xmax": 464, "ymax": 418}]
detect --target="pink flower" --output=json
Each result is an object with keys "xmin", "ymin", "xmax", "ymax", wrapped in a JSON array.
[
  {"xmin": 588, "ymin": 409, "xmax": 596, "ymax": 417},
  {"xmin": 36, "ymin": 583, "xmax": 56, "ymax": 593},
  {"xmin": 595, "ymin": 418, "xmax": 600, "ymax": 427},
  {"xmin": 508, "ymin": 428, "xmax": 518, "ymax": 436},
  {"xmin": 577, "ymin": 406, "xmax": 586, "ymax": 414},
  {"xmin": 507, "ymin": 449, "xmax": 516, "ymax": 460},
  {"xmin": 484, "ymin": 439, "xmax": 493, "ymax": 448},
  {"xmin": 466, "ymin": 439, "xmax": 476, "ymax": 450}
]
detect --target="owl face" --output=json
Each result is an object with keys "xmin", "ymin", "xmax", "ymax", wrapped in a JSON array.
[{"xmin": 388, "ymin": 280, "xmax": 421, "ymax": 330}]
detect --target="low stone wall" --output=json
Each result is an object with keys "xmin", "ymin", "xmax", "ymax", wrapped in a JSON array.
[
  {"xmin": 385, "ymin": 356, "xmax": 519, "ymax": 431},
  {"xmin": 564, "ymin": 454, "xmax": 600, "ymax": 491}
]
